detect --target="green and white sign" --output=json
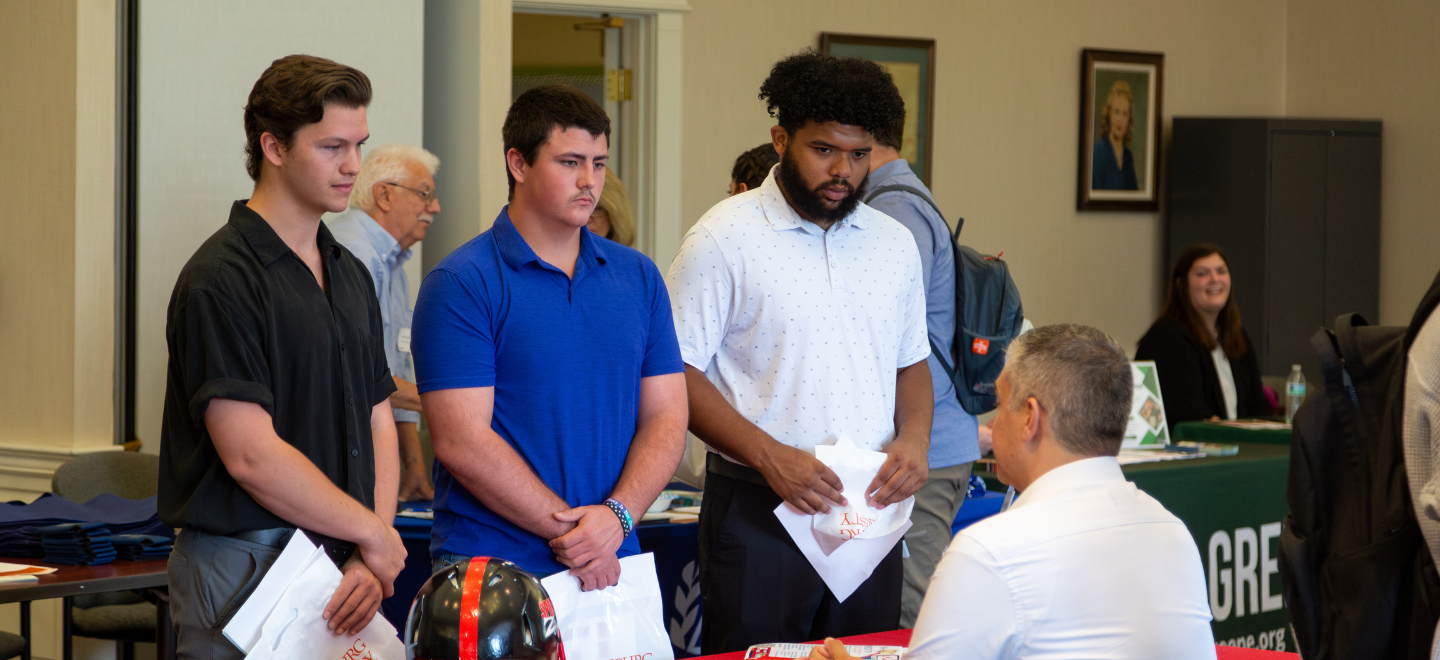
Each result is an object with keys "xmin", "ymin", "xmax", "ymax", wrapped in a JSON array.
[{"xmin": 1124, "ymin": 361, "xmax": 1169, "ymax": 448}]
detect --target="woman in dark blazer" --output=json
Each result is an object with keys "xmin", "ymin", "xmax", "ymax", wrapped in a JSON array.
[{"xmin": 1136, "ymin": 244, "xmax": 1272, "ymax": 431}]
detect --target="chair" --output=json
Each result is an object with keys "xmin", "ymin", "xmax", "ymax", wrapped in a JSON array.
[
  {"xmin": 51, "ymin": 452, "xmax": 159, "ymax": 503},
  {"xmin": 51, "ymin": 451, "xmax": 162, "ymax": 660},
  {"xmin": 0, "ymin": 631, "xmax": 24, "ymax": 660}
]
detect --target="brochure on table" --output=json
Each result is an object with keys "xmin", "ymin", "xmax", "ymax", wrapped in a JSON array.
[
  {"xmin": 744, "ymin": 643, "xmax": 906, "ymax": 659},
  {"xmin": 1123, "ymin": 361, "xmax": 1169, "ymax": 449}
]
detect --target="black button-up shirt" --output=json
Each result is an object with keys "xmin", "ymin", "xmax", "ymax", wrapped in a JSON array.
[{"xmin": 158, "ymin": 201, "xmax": 397, "ymax": 534}]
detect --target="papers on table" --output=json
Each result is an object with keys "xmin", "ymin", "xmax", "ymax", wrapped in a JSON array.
[
  {"xmin": 774, "ymin": 438, "xmax": 914, "ymax": 603},
  {"xmin": 1212, "ymin": 419, "xmax": 1291, "ymax": 430},
  {"xmin": 1116, "ymin": 449, "xmax": 1208, "ymax": 465},
  {"xmin": 639, "ymin": 511, "xmax": 698, "ymax": 523},
  {"xmin": 0, "ymin": 561, "xmax": 55, "ymax": 583},
  {"xmin": 744, "ymin": 643, "xmax": 907, "ymax": 659},
  {"xmin": 223, "ymin": 532, "xmax": 404, "ymax": 660}
]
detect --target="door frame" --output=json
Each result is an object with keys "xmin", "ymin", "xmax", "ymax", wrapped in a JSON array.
[{"xmin": 510, "ymin": 0, "xmax": 689, "ymax": 267}]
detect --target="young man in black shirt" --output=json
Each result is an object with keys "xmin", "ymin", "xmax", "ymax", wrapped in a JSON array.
[{"xmin": 159, "ymin": 55, "xmax": 407, "ymax": 659}]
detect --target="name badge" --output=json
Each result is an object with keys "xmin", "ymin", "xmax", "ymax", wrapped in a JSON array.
[{"xmin": 397, "ymin": 327, "xmax": 412, "ymax": 354}]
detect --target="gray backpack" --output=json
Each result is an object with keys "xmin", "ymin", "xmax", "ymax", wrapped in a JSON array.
[{"xmin": 866, "ymin": 185, "xmax": 1025, "ymax": 414}]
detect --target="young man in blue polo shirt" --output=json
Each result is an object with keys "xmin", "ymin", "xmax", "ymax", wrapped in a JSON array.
[{"xmin": 412, "ymin": 85, "xmax": 688, "ymax": 590}]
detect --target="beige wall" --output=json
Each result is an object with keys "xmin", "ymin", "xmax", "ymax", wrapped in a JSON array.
[
  {"xmin": 681, "ymin": 0, "xmax": 1289, "ymax": 352},
  {"xmin": 0, "ymin": 3, "xmax": 125, "ymax": 657},
  {"xmin": 1286, "ymin": 0, "xmax": 1440, "ymax": 325},
  {"xmin": 0, "ymin": 0, "xmax": 117, "ymax": 501},
  {"xmin": 0, "ymin": 1, "xmax": 79, "ymax": 447}
]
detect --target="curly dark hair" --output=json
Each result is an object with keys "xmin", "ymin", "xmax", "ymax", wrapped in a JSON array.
[
  {"xmin": 758, "ymin": 50, "xmax": 905, "ymax": 143},
  {"xmin": 730, "ymin": 142, "xmax": 779, "ymax": 191}
]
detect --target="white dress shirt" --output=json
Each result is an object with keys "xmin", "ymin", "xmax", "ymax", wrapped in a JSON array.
[
  {"xmin": 1211, "ymin": 345, "xmax": 1238, "ymax": 420},
  {"xmin": 666, "ymin": 168, "xmax": 929, "ymax": 455},
  {"xmin": 907, "ymin": 457, "xmax": 1216, "ymax": 660}
]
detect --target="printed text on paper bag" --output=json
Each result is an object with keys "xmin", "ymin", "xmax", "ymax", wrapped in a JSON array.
[
  {"xmin": 839, "ymin": 512, "xmax": 876, "ymax": 539},
  {"xmin": 341, "ymin": 641, "xmax": 375, "ymax": 660}
]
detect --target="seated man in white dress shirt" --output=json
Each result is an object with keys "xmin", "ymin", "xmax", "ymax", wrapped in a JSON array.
[{"xmin": 811, "ymin": 323, "xmax": 1217, "ymax": 660}]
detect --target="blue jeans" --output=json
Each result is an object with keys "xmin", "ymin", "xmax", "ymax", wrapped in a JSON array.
[{"xmin": 431, "ymin": 551, "xmax": 471, "ymax": 576}]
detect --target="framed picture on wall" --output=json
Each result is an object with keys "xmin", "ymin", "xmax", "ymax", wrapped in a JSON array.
[
  {"xmin": 1078, "ymin": 49, "xmax": 1164, "ymax": 211},
  {"xmin": 820, "ymin": 33, "xmax": 936, "ymax": 186}
]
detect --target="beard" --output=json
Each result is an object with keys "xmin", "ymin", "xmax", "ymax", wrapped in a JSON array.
[{"xmin": 777, "ymin": 147, "xmax": 869, "ymax": 225}]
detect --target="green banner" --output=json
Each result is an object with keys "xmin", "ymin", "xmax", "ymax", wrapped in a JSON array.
[{"xmin": 1126, "ymin": 442, "xmax": 1292, "ymax": 652}]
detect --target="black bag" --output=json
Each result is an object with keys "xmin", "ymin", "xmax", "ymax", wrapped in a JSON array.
[
  {"xmin": 865, "ymin": 185, "xmax": 1024, "ymax": 414},
  {"xmin": 1279, "ymin": 271, "xmax": 1440, "ymax": 660}
]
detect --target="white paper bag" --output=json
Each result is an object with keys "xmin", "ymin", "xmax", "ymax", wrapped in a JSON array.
[
  {"xmin": 541, "ymin": 553, "xmax": 675, "ymax": 660},
  {"xmin": 224, "ymin": 532, "xmax": 321, "ymax": 654},
  {"xmin": 243, "ymin": 545, "xmax": 405, "ymax": 660},
  {"xmin": 773, "ymin": 437, "xmax": 915, "ymax": 602},
  {"xmin": 810, "ymin": 439, "xmax": 909, "ymax": 556}
]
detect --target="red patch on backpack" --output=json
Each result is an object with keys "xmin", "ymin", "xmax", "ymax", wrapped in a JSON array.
[{"xmin": 972, "ymin": 338, "xmax": 990, "ymax": 355}]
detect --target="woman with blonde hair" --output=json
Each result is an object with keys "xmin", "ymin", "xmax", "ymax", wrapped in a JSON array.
[
  {"xmin": 1091, "ymin": 79, "xmax": 1139, "ymax": 190},
  {"xmin": 587, "ymin": 168, "xmax": 636, "ymax": 247}
]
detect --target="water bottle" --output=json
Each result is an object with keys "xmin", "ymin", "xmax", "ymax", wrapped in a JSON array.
[{"xmin": 1285, "ymin": 364, "xmax": 1307, "ymax": 425}]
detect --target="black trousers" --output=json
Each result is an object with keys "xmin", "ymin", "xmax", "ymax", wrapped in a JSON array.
[{"xmin": 698, "ymin": 458, "xmax": 902, "ymax": 654}]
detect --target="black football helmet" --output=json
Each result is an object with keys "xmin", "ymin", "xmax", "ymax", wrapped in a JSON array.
[{"xmin": 405, "ymin": 557, "xmax": 565, "ymax": 660}]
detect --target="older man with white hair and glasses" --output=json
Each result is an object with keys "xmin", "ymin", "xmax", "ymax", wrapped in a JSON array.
[
  {"xmin": 330, "ymin": 144, "xmax": 441, "ymax": 501},
  {"xmin": 810, "ymin": 324, "xmax": 1216, "ymax": 660}
]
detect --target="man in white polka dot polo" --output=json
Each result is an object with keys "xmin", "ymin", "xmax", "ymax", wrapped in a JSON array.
[{"xmin": 667, "ymin": 50, "xmax": 934, "ymax": 654}]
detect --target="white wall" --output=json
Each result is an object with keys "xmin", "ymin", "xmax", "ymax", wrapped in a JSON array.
[
  {"xmin": 680, "ymin": 0, "xmax": 1289, "ymax": 353},
  {"xmin": 135, "ymin": 0, "xmax": 425, "ymax": 454}
]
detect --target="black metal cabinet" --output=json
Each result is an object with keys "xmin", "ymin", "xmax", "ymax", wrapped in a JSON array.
[{"xmin": 1167, "ymin": 118, "xmax": 1381, "ymax": 378}]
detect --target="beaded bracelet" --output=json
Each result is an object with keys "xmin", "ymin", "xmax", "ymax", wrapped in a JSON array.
[{"xmin": 603, "ymin": 498, "xmax": 633, "ymax": 539}]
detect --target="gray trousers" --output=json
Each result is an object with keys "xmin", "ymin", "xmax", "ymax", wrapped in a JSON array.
[
  {"xmin": 168, "ymin": 529, "xmax": 283, "ymax": 660},
  {"xmin": 900, "ymin": 462, "xmax": 974, "ymax": 628}
]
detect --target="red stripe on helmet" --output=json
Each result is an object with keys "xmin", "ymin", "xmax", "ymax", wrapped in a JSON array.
[{"xmin": 458, "ymin": 558, "xmax": 490, "ymax": 660}]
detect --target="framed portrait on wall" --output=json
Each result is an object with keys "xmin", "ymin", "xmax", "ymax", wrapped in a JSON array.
[
  {"xmin": 820, "ymin": 33, "xmax": 935, "ymax": 186},
  {"xmin": 1078, "ymin": 49, "xmax": 1164, "ymax": 211}
]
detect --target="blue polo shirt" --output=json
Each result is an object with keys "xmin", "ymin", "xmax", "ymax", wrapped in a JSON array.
[{"xmin": 411, "ymin": 207, "xmax": 684, "ymax": 574}]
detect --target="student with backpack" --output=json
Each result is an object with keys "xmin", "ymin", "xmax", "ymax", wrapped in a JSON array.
[
  {"xmin": 865, "ymin": 112, "xmax": 1026, "ymax": 627},
  {"xmin": 1279, "ymin": 270, "xmax": 1440, "ymax": 659},
  {"xmin": 865, "ymin": 117, "xmax": 978, "ymax": 628}
]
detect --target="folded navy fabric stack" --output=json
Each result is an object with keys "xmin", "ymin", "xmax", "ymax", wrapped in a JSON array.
[
  {"xmin": 38, "ymin": 522, "xmax": 116, "ymax": 565},
  {"xmin": 0, "ymin": 493, "xmax": 173, "ymax": 559},
  {"xmin": 111, "ymin": 534, "xmax": 173, "ymax": 560}
]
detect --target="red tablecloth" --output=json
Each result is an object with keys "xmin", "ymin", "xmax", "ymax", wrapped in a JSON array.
[{"xmin": 688, "ymin": 629, "xmax": 1299, "ymax": 660}]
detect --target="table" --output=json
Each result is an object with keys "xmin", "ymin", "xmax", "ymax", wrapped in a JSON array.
[
  {"xmin": 389, "ymin": 445, "xmax": 1296, "ymax": 655},
  {"xmin": 982, "ymin": 441, "xmax": 1292, "ymax": 650},
  {"xmin": 686, "ymin": 628, "xmax": 1299, "ymax": 660},
  {"xmin": 1174, "ymin": 420, "xmax": 1293, "ymax": 445},
  {"xmin": 0, "ymin": 557, "xmax": 170, "ymax": 660}
]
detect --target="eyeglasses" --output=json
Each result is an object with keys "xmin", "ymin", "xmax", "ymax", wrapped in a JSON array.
[{"xmin": 384, "ymin": 181, "xmax": 439, "ymax": 206}]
